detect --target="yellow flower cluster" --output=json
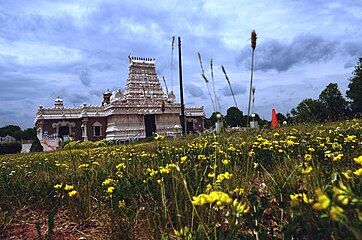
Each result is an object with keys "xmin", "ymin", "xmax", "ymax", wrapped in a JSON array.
[
  {"xmin": 192, "ymin": 191, "xmax": 233, "ymax": 206},
  {"xmin": 54, "ymin": 183, "xmax": 77, "ymax": 197},
  {"xmin": 332, "ymin": 181, "xmax": 356, "ymax": 205},
  {"xmin": 354, "ymin": 155, "xmax": 362, "ymax": 176},
  {"xmin": 290, "ymin": 193, "xmax": 313, "ymax": 207},
  {"xmin": 312, "ymin": 189, "xmax": 330, "ymax": 210},
  {"xmin": 233, "ymin": 199, "xmax": 250, "ymax": 214},
  {"xmin": 216, "ymin": 172, "xmax": 233, "ymax": 183}
]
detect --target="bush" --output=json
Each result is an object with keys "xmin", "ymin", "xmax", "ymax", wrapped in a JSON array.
[
  {"xmin": 0, "ymin": 142, "xmax": 22, "ymax": 155},
  {"xmin": 30, "ymin": 137, "xmax": 43, "ymax": 152}
]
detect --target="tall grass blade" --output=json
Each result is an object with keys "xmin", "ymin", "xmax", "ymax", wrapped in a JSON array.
[{"xmin": 221, "ymin": 65, "xmax": 238, "ymax": 108}]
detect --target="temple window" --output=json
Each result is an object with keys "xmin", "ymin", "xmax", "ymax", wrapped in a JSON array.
[{"xmin": 93, "ymin": 121, "xmax": 102, "ymax": 137}]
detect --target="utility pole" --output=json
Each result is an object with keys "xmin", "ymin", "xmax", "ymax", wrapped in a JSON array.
[{"xmin": 178, "ymin": 37, "xmax": 186, "ymax": 135}]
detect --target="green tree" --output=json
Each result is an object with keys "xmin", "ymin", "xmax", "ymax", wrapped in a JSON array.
[
  {"xmin": 346, "ymin": 58, "xmax": 362, "ymax": 115},
  {"xmin": 291, "ymin": 98, "xmax": 325, "ymax": 123},
  {"xmin": 319, "ymin": 83, "xmax": 347, "ymax": 121},
  {"xmin": 204, "ymin": 112, "xmax": 222, "ymax": 129},
  {"xmin": 30, "ymin": 137, "xmax": 43, "ymax": 152},
  {"xmin": 224, "ymin": 107, "xmax": 243, "ymax": 127},
  {"xmin": 276, "ymin": 113, "xmax": 287, "ymax": 125},
  {"xmin": 0, "ymin": 125, "xmax": 22, "ymax": 140},
  {"xmin": 21, "ymin": 127, "xmax": 37, "ymax": 140}
]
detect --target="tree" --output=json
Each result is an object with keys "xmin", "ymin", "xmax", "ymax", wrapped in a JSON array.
[
  {"xmin": 346, "ymin": 58, "xmax": 362, "ymax": 115},
  {"xmin": 224, "ymin": 107, "xmax": 243, "ymax": 127},
  {"xmin": 21, "ymin": 128, "xmax": 37, "ymax": 140},
  {"xmin": 204, "ymin": 112, "xmax": 223, "ymax": 129},
  {"xmin": 276, "ymin": 113, "xmax": 287, "ymax": 125},
  {"xmin": 291, "ymin": 98, "xmax": 326, "ymax": 123},
  {"xmin": 30, "ymin": 137, "xmax": 43, "ymax": 152},
  {"xmin": 0, "ymin": 125, "xmax": 22, "ymax": 140},
  {"xmin": 319, "ymin": 83, "xmax": 347, "ymax": 121}
]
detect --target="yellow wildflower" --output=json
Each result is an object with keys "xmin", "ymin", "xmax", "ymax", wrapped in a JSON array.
[
  {"xmin": 290, "ymin": 193, "xmax": 302, "ymax": 207},
  {"xmin": 248, "ymin": 150, "xmax": 255, "ymax": 157},
  {"xmin": 180, "ymin": 156, "xmax": 188, "ymax": 164},
  {"xmin": 330, "ymin": 206, "xmax": 344, "ymax": 221},
  {"xmin": 154, "ymin": 135, "xmax": 165, "ymax": 140},
  {"xmin": 302, "ymin": 194, "xmax": 314, "ymax": 204},
  {"xmin": 107, "ymin": 186, "xmax": 115, "ymax": 194},
  {"xmin": 354, "ymin": 155, "xmax": 362, "ymax": 165},
  {"xmin": 312, "ymin": 189, "xmax": 330, "ymax": 210},
  {"xmin": 333, "ymin": 153, "xmax": 343, "ymax": 161},
  {"xmin": 342, "ymin": 170, "xmax": 353, "ymax": 180},
  {"xmin": 118, "ymin": 200, "xmax": 126, "ymax": 208},
  {"xmin": 232, "ymin": 187, "xmax": 245, "ymax": 196},
  {"xmin": 64, "ymin": 184, "xmax": 74, "ymax": 191},
  {"xmin": 102, "ymin": 178, "xmax": 113, "ymax": 186},
  {"xmin": 208, "ymin": 173, "xmax": 215, "ymax": 178},
  {"xmin": 353, "ymin": 168, "xmax": 362, "ymax": 176},
  {"xmin": 68, "ymin": 190, "xmax": 77, "ymax": 197},
  {"xmin": 78, "ymin": 163, "xmax": 89, "ymax": 169},
  {"xmin": 300, "ymin": 166, "xmax": 313, "ymax": 174},
  {"xmin": 233, "ymin": 199, "xmax": 250, "ymax": 214},
  {"xmin": 116, "ymin": 163, "xmax": 126, "ymax": 170},
  {"xmin": 222, "ymin": 159, "xmax": 230, "ymax": 165},
  {"xmin": 192, "ymin": 191, "xmax": 232, "ymax": 206},
  {"xmin": 54, "ymin": 183, "xmax": 62, "ymax": 190},
  {"xmin": 308, "ymin": 147, "xmax": 315, "ymax": 152},
  {"xmin": 344, "ymin": 135, "xmax": 356, "ymax": 143},
  {"xmin": 304, "ymin": 154, "xmax": 312, "ymax": 161}
]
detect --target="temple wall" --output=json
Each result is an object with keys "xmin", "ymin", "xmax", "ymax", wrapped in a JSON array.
[
  {"xmin": 85, "ymin": 117, "xmax": 108, "ymax": 142},
  {"xmin": 40, "ymin": 118, "xmax": 82, "ymax": 140}
]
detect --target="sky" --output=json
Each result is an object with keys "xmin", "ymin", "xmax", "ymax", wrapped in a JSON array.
[{"xmin": 1, "ymin": 0, "xmax": 361, "ymax": 129}]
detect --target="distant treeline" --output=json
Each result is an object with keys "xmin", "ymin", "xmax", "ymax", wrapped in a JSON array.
[{"xmin": 0, "ymin": 125, "xmax": 37, "ymax": 141}]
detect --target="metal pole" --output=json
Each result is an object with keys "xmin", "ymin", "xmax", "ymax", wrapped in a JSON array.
[{"xmin": 178, "ymin": 37, "xmax": 186, "ymax": 135}]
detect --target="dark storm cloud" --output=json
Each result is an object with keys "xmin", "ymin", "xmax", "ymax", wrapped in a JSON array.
[{"xmin": 237, "ymin": 34, "xmax": 339, "ymax": 72}]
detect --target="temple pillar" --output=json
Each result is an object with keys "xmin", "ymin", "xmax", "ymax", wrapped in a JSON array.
[
  {"xmin": 37, "ymin": 121, "xmax": 44, "ymax": 140},
  {"xmin": 82, "ymin": 118, "xmax": 89, "ymax": 141}
]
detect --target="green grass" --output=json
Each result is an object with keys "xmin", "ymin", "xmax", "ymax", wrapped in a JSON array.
[{"xmin": 1, "ymin": 120, "xmax": 362, "ymax": 239}]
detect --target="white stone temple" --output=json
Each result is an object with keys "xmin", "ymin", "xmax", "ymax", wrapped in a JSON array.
[{"xmin": 35, "ymin": 56, "xmax": 204, "ymax": 150}]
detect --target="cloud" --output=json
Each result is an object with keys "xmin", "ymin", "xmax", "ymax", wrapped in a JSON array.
[
  {"xmin": 186, "ymin": 83, "xmax": 205, "ymax": 98},
  {"xmin": 342, "ymin": 41, "xmax": 362, "ymax": 68},
  {"xmin": 76, "ymin": 67, "xmax": 92, "ymax": 86},
  {"xmin": 220, "ymin": 82, "xmax": 247, "ymax": 97},
  {"xmin": 237, "ymin": 34, "xmax": 340, "ymax": 72}
]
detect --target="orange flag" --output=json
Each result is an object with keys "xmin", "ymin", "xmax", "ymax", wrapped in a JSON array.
[{"xmin": 271, "ymin": 109, "xmax": 279, "ymax": 128}]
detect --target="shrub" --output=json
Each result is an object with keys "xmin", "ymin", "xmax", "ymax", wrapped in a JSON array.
[
  {"xmin": 30, "ymin": 138, "xmax": 43, "ymax": 152},
  {"xmin": 0, "ymin": 142, "xmax": 22, "ymax": 154}
]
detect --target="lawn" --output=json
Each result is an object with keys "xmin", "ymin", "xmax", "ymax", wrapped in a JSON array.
[{"xmin": 1, "ymin": 119, "xmax": 361, "ymax": 239}]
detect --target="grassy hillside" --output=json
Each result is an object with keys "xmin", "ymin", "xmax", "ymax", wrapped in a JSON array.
[{"xmin": 1, "ymin": 120, "xmax": 362, "ymax": 239}]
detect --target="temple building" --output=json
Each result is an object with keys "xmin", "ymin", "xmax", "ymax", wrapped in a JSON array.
[{"xmin": 35, "ymin": 56, "xmax": 204, "ymax": 150}]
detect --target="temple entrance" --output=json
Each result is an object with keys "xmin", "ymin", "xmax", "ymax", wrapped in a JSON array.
[
  {"xmin": 58, "ymin": 126, "xmax": 70, "ymax": 139},
  {"xmin": 187, "ymin": 121, "xmax": 194, "ymax": 134},
  {"xmin": 144, "ymin": 115, "xmax": 156, "ymax": 138}
]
